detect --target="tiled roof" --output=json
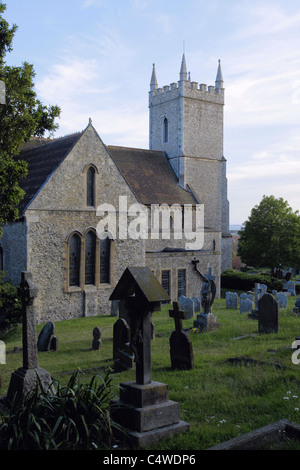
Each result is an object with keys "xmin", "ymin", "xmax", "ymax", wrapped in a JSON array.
[
  {"xmin": 107, "ymin": 146, "xmax": 195, "ymax": 206},
  {"xmin": 17, "ymin": 132, "xmax": 83, "ymax": 213}
]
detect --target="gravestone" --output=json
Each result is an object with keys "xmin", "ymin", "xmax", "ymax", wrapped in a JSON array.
[
  {"xmin": 92, "ymin": 326, "xmax": 102, "ymax": 350},
  {"xmin": 7, "ymin": 272, "xmax": 53, "ymax": 403},
  {"xmin": 276, "ymin": 293, "xmax": 287, "ymax": 309},
  {"xmin": 110, "ymin": 267, "xmax": 190, "ymax": 447},
  {"xmin": 193, "ymin": 267, "xmax": 219, "ymax": 332},
  {"xmin": 191, "ymin": 297, "xmax": 200, "ymax": 312},
  {"xmin": 37, "ymin": 321, "xmax": 58, "ymax": 352},
  {"xmin": 110, "ymin": 299, "xmax": 119, "ymax": 316},
  {"xmin": 226, "ymin": 292, "xmax": 238, "ymax": 309},
  {"xmin": 293, "ymin": 297, "xmax": 300, "ymax": 314},
  {"xmin": 258, "ymin": 293, "xmax": 279, "ymax": 334},
  {"xmin": 169, "ymin": 301, "xmax": 194, "ymax": 370},
  {"xmin": 240, "ymin": 298, "xmax": 253, "ymax": 314},
  {"xmin": 113, "ymin": 317, "xmax": 134, "ymax": 371},
  {"xmin": 285, "ymin": 280, "xmax": 296, "ymax": 296},
  {"xmin": 260, "ymin": 284, "xmax": 267, "ymax": 297},
  {"xmin": 178, "ymin": 295, "xmax": 195, "ymax": 319}
]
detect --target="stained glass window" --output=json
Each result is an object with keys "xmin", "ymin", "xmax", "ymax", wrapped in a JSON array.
[
  {"xmin": 69, "ymin": 234, "xmax": 81, "ymax": 287},
  {"xmin": 100, "ymin": 236, "xmax": 111, "ymax": 284},
  {"xmin": 85, "ymin": 231, "xmax": 96, "ymax": 285}
]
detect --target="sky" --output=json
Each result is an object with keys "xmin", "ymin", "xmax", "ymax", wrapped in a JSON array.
[{"xmin": 3, "ymin": 0, "xmax": 300, "ymax": 226}]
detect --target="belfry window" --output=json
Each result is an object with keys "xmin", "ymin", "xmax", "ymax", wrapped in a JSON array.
[
  {"xmin": 69, "ymin": 234, "xmax": 81, "ymax": 287},
  {"xmin": 163, "ymin": 117, "xmax": 168, "ymax": 143},
  {"xmin": 86, "ymin": 166, "xmax": 95, "ymax": 207},
  {"xmin": 85, "ymin": 231, "xmax": 96, "ymax": 285}
]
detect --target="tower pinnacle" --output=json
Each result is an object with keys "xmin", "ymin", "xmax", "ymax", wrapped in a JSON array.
[
  {"xmin": 179, "ymin": 53, "xmax": 188, "ymax": 81},
  {"xmin": 215, "ymin": 59, "xmax": 224, "ymax": 90},
  {"xmin": 150, "ymin": 63, "xmax": 158, "ymax": 92}
]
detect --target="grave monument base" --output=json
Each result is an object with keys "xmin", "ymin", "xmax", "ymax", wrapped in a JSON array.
[
  {"xmin": 111, "ymin": 380, "xmax": 190, "ymax": 448},
  {"xmin": 193, "ymin": 313, "xmax": 220, "ymax": 332},
  {"xmin": 7, "ymin": 366, "xmax": 54, "ymax": 402}
]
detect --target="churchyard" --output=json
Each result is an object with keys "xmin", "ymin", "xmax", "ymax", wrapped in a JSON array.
[{"xmin": 1, "ymin": 287, "xmax": 300, "ymax": 450}]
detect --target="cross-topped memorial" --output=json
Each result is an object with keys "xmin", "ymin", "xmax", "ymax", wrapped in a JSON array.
[
  {"xmin": 7, "ymin": 272, "xmax": 53, "ymax": 403},
  {"xmin": 110, "ymin": 267, "xmax": 190, "ymax": 447}
]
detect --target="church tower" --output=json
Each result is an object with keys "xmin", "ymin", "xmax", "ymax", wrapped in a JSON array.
[{"xmin": 148, "ymin": 55, "xmax": 231, "ymax": 271}]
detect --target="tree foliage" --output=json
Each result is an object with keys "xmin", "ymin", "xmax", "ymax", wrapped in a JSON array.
[
  {"xmin": 0, "ymin": 3, "xmax": 60, "ymax": 235},
  {"xmin": 238, "ymin": 195, "xmax": 300, "ymax": 269}
]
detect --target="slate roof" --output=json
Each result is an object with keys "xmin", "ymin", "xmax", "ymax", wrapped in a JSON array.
[
  {"xmin": 106, "ymin": 145, "xmax": 196, "ymax": 206},
  {"xmin": 17, "ymin": 129, "xmax": 196, "ymax": 215},
  {"xmin": 17, "ymin": 132, "xmax": 83, "ymax": 213}
]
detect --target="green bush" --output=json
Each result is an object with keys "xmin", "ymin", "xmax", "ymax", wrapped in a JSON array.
[
  {"xmin": 0, "ymin": 272, "xmax": 22, "ymax": 334},
  {"xmin": 221, "ymin": 269, "xmax": 283, "ymax": 292},
  {"xmin": 0, "ymin": 369, "xmax": 124, "ymax": 450}
]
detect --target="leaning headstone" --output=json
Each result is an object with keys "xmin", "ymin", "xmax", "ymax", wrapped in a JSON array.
[
  {"xmin": 226, "ymin": 292, "xmax": 238, "ymax": 309},
  {"xmin": 92, "ymin": 327, "xmax": 102, "ymax": 350},
  {"xmin": 191, "ymin": 297, "xmax": 200, "ymax": 313},
  {"xmin": 178, "ymin": 295, "xmax": 195, "ymax": 319},
  {"xmin": 258, "ymin": 293, "xmax": 279, "ymax": 334},
  {"xmin": 37, "ymin": 321, "xmax": 58, "ymax": 352},
  {"xmin": 240, "ymin": 298, "xmax": 253, "ymax": 314},
  {"xmin": 110, "ymin": 267, "xmax": 189, "ymax": 448},
  {"xmin": 276, "ymin": 293, "xmax": 287, "ymax": 309},
  {"xmin": 7, "ymin": 272, "xmax": 53, "ymax": 403},
  {"xmin": 169, "ymin": 302, "xmax": 194, "ymax": 370}
]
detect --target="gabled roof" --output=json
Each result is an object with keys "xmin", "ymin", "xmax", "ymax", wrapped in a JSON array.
[
  {"xmin": 106, "ymin": 145, "xmax": 195, "ymax": 206},
  {"xmin": 18, "ymin": 132, "xmax": 83, "ymax": 213},
  {"xmin": 16, "ymin": 126, "xmax": 196, "ymax": 215}
]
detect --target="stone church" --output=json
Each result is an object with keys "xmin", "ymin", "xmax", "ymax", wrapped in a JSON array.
[{"xmin": 0, "ymin": 55, "xmax": 231, "ymax": 322}]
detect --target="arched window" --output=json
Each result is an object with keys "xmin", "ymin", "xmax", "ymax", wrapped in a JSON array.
[
  {"xmin": 85, "ymin": 231, "xmax": 96, "ymax": 285},
  {"xmin": 100, "ymin": 235, "xmax": 111, "ymax": 284},
  {"xmin": 69, "ymin": 234, "xmax": 81, "ymax": 287},
  {"xmin": 86, "ymin": 166, "xmax": 95, "ymax": 207},
  {"xmin": 163, "ymin": 117, "xmax": 168, "ymax": 143}
]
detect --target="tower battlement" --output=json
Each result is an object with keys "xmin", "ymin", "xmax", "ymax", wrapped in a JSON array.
[{"xmin": 149, "ymin": 79, "xmax": 224, "ymax": 105}]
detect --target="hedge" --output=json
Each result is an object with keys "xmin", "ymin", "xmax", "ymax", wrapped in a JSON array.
[{"xmin": 221, "ymin": 269, "xmax": 284, "ymax": 292}]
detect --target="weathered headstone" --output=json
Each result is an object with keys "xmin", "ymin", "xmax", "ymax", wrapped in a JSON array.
[
  {"xmin": 178, "ymin": 295, "xmax": 195, "ymax": 319},
  {"xmin": 260, "ymin": 284, "xmax": 267, "ymax": 297},
  {"xmin": 113, "ymin": 317, "xmax": 134, "ymax": 371},
  {"xmin": 285, "ymin": 280, "xmax": 296, "ymax": 296},
  {"xmin": 0, "ymin": 340, "xmax": 5, "ymax": 364},
  {"xmin": 110, "ymin": 267, "xmax": 190, "ymax": 447},
  {"xmin": 7, "ymin": 272, "xmax": 53, "ymax": 402},
  {"xmin": 191, "ymin": 297, "xmax": 200, "ymax": 312},
  {"xmin": 276, "ymin": 293, "xmax": 287, "ymax": 309},
  {"xmin": 92, "ymin": 326, "xmax": 102, "ymax": 350},
  {"xmin": 258, "ymin": 293, "xmax": 279, "ymax": 334},
  {"xmin": 37, "ymin": 321, "xmax": 58, "ymax": 352},
  {"xmin": 169, "ymin": 301, "xmax": 194, "ymax": 370},
  {"xmin": 110, "ymin": 299, "xmax": 119, "ymax": 316},
  {"xmin": 226, "ymin": 292, "xmax": 238, "ymax": 309},
  {"xmin": 240, "ymin": 298, "xmax": 253, "ymax": 314}
]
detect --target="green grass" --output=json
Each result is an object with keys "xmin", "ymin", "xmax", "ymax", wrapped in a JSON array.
[{"xmin": 1, "ymin": 294, "xmax": 300, "ymax": 450}]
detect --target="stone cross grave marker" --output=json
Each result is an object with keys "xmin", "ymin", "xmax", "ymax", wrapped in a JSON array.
[
  {"xmin": 258, "ymin": 293, "xmax": 279, "ymax": 334},
  {"xmin": 169, "ymin": 301, "xmax": 194, "ymax": 370},
  {"xmin": 7, "ymin": 272, "xmax": 53, "ymax": 402}
]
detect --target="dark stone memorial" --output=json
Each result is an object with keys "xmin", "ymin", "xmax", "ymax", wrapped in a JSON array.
[
  {"xmin": 113, "ymin": 317, "xmax": 134, "ymax": 371},
  {"xmin": 169, "ymin": 301, "xmax": 194, "ymax": 370},
  {"xmin": 37, "ymin": 321, "xmax": 58, "ymax": 352},
  {"xmin": 110, "ymin": 267, "xmax": 190, "ymax": 447},
  {"xmin": 92, "ymin": 326, "xmax": 102, "ymax": 350},
  {"xmin": 6, "ymin": 272, "xmax": 53, "ymax": 403},
  {"xmin": 258, "ymin": 293, "xmax": 279, "ymax": 334}
]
